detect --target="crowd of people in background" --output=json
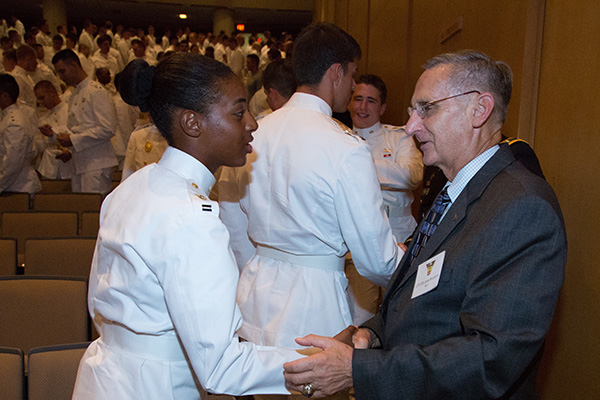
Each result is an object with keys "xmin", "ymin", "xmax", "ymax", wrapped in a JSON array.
[{"xmin": 0, "ymin": 14, "xmax": 291, "ymax": 195}]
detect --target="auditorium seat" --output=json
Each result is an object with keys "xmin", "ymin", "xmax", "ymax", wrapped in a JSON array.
[
  {"xmin": 38, "ymin": 179, "xmax": 72, "ymax": 194},
  {"xmin": 0, "ymin": 192, "xmax": 30, "ymax": 214},
  {"xmin": 33, "ymin": 193, "xmax": 103, "ymax": 216},
  {"xmin": 28, "ymin": 342, "xmax": 90, "ymax": 400},
  {"xmin": 80, "ymin": 211, "xmax": 100, "ymax": 237},
  {"xmin": 24, "ymin": 237, "xmax": 96, "ymax": 278},
  {"xmin": 0, "ymin": 238, "xmax": 17, "ymax": 275},
  {"xmin": 0, "ymin": 212, "xmax": 79, "ymax": 265},
  {"xmin": 0, "ymin": 347, "xmax": 24, "ymax": 400},
  {"xmin": 0, "ymin": 276, "xmax": 89, "ymax": 353}
]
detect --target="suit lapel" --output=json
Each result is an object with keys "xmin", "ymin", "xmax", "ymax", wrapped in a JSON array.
[{"xmin": 382, "ymin": 144, "xmax": 516, "ymax": 306}]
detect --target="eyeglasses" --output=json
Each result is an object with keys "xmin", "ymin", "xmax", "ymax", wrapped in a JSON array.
[{"xmin": 407, "ymin": 90, "xmax": 480, "ymax": 119}]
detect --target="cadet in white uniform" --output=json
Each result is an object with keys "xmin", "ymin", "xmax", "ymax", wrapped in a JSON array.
[
  {"xmin": 11, "ymin": 45, "xmax": 38, "ymax": 108},
  {"xmin": 52, "ymin": 49, "xmax": 118, "ymax": 194},
  {"xmin": 34, "ymin": 80, "xmax": 72, "ymax": 179},
  {"xmin": 0, "ymin": 74, "xmax": 41, "ymax": 193},
  {"xmin": 73, "ymin": 54, "xmax": 304, "ymax": 400},
  {"xmin": 349, "ymin": 74, "xmax": 423, "ymax": 242},
  {"xmin": 121, "ymin": 123, "xmax": 167, "ymax": 181},
  {"xmin": 219, "ymin": 24, "xmax": 401, "ymax": 356}
]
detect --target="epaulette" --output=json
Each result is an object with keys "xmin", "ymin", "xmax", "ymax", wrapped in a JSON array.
[
  {"xmin": 90, "ymin": 81, "xmax": 104, "ymax": 90},
  {"xmin": 382, "ymin": 124, "xmax": 406, "ymax": 133},
  {"xmin": 187, "ymin": 180, "xmax": 217, "ymax": 214},
  {"xmin": 332, "ymin": 118, "xmax": 364, "ymax": 142},
  {"xmin": 132, "ymin": 123, "xmax": 154, "ymax": 133},
  {"xmin": 501, "ymin": 137, "xmax": 530, "ymax": 146}
]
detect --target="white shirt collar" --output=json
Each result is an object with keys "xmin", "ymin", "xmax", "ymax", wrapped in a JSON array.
[
  {"xmin": 352, "ymin": 122, "xmax": 382, "ymax": 139},
  {"xmin": 285, "ymin": 92, "xmax": 332, "ymax": 117},
  {"xmin": 446, "ymin": 144, "xmax": 500, "ymax": 204}
]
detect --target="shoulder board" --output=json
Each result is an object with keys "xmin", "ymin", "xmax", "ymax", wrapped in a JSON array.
[
  {"xmin": 382, "ymin": 124, "xmax": 406, "ymax": 133},
  {"xmin": 186, "ymin": 180, "xmax": 218, "ymax": 214},
  {"xmin": 132, "ymin": 123, "xmax": 154, "ymax": 132},
  {"xmin": 332, "ymin": 118, "xmax": 364, "ymax": 141},
  {"xmin": 501, "ymin": 137, "xmax": 530, "ymax": 146}
]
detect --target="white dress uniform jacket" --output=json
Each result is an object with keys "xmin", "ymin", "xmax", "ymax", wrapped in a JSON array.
[
  {"xmin": 219, "ymin": 93, "xmax": 401, "ymax": 348},
  {"xmin": 35, "ymin": 101, "xmax": 72, "ymax": 179},
  {"xmin": 73, "ymin": 146, "xmax": 303, "ymax": 399},
  {"xmin": 0, "ymin": 103, "xmax": 41, "ymax": 193},
  {"xmin": 10, "ymin": 65, "xmax": 36, "ymax": 108},
  {"xmin": 67, "ymin": 77, "xmax": 118, "ymax": 175},
  {"xmin": 353, "ymin": 122, "xmax": 423, "ymax": 242},
  {"xmin": 121, "ymin": 123, "xmax": 167, "ymax": 181}
]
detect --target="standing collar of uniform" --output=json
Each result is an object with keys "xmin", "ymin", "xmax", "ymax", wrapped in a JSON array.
[
  {"xmin": 51, "ymin": 101, "xmax": 66, "ymax": 114},
  {"xmin": 446, "ymin": 144, "xmax": 499, "ymax": 204},
  {"xmin": 285, "ymin": 92, "xmax": 332, "ymax": 117},
  {"xmin": 158, "ymin": 146, "xmax": 215, "ymax": 193},
  {"xmin": 1, "ymin": 102, "xmax": 18, "ymax": 118},
  {"xmin": 74, "ymin": 77, "xmax": 90, "ymax": 91},
  {"xmin": 13, "ymin": 65, "xmax": 27, "ymax": 75},
  {"xmin": 352, "ymin": 122, "xmax": 382, "ymax": 139}
]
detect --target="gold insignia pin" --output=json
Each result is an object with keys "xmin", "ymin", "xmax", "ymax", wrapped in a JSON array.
[
  {"xmin": 191, "ymin": 183, "xmax": 198, "ymax": 189},
  {"xmin": 144, "ymin": 141, "xmax": 153, "ymax": 152},
  {"xmin": 196, "ymin": 194, "xmax": 207, "ymax": 200}
]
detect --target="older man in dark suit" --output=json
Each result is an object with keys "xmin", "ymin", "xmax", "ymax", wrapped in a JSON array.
[{"xmin": 283, "ymin": 50, "xmax": 567, "ymax": 399}]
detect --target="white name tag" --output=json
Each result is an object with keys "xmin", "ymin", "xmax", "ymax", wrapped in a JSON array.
[{"xmin": 411, "ymin": 251, "xmax": 445, "ymax": 299}]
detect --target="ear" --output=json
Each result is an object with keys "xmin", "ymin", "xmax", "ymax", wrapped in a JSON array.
[
  {"xmin": 179, "ymin": 109, "xmax": 203, "ymax": 138},
  {"xmin": 379, "ymin": 103, "xmax": 387, "ymax": 116},
  {"xmin": 471, "ymin": 92, "xmax": 494, "ymax": 128},
  {"xmin": 328, "ymin": 63, "xmax": 343, "ymax": 87}
]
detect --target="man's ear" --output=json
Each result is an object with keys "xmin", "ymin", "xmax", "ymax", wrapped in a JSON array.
[
  {"xmin": 472, "ymin": 92, "xmax": 494, "ymax": 128},
  {"xmin": 179, "ymin": 109, "xmax": 202, "ymax": 138},
  {"xmin": 379, "ymin": 103, "xmax": 387, "ymax": 116},
  {"xmin": 327, "ymin": 63, "xmax": 343, "ymax": 87}
]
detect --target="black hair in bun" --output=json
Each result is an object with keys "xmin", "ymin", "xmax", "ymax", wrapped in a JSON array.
[
  {"xmin": 119, "ymin": 59, "xmax": 155, "ymax": 112},
  {"xmin": 120, "ymin": 53, "xmax": 235, "ymax": 146}
]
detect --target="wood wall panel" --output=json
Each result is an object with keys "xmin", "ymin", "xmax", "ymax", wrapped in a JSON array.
[{"xmin": 535, "ymin": 1, "xmax": 600, "ymax": 398}]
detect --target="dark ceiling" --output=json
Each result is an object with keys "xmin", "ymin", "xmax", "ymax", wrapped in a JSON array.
[{"xmin": 1, "ymin": 0, "xmax": 314, "ymax": 36}]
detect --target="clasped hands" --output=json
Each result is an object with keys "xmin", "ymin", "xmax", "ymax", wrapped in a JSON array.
[
  {"xmin": 39, "ymin": 126, "xmax": 73, "ymax": 162},
  {"xmin": 283, "ymin": 325, "xmax": 373, "ymax": 398}
]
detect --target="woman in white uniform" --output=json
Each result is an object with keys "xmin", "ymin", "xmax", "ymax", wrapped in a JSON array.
[{"xmin": 72, "ymin": 54, "xmax": 303, "ymax": 400}]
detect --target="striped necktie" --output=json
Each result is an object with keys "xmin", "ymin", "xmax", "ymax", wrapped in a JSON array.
[{"xmin": 408, "ymin": 188, "xmax": 451, "ymax": 265}]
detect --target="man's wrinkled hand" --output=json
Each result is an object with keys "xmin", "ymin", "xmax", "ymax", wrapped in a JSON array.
[{"xmin": 284, "ymin": 334, "xmax": 354, "ymax": 398}]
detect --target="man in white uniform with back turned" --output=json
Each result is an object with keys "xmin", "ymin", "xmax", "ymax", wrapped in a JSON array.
[
  {"xmin": 52, "ymin": 49, "xmax": 117, "ymax": 195},
  {"xmin": 219, "ymin": 24, "xmax": 401, "ymax": 388},
  {"xmin": 0, "ymin": 74, "xmax": 41, "ymax": 194}
]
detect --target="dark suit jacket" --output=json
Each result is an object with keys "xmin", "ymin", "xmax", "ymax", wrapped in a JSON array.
[{"xmin": 353, "ymin": 144, "xmax": 567, "ymax": 400}]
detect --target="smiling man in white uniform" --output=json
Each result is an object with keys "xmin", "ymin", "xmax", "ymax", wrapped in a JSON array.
[{"xmin": 349, "ymin": 74, "xmax": 423, "ymax": 243}]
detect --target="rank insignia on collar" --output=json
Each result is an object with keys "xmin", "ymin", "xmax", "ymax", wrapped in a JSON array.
[
  {"xmin": 144, "ymin": 141, "xmax": 152, "ymax": 152},
  {"xmin": 202, "ymin": 204, "xmax": 212, "ymax": 212}
]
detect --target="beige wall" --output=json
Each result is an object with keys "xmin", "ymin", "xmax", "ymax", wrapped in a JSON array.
[
  {"xmin": 535, "ymin": 0, "xmax": 600, "ymax": 398},
  {"xmin": 318, "ymin": 0, "xmax": 600, "ymax": 397}
]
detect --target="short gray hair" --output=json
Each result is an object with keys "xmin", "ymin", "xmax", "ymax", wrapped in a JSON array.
[{"xmin": 424, "ymin": 50, "xmax": 513, "ymax": 123}]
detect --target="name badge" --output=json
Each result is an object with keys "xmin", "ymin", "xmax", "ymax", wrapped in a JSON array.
[{"xmin": 411, "ymin": 251, "xmax": 445, "ymax": 299}]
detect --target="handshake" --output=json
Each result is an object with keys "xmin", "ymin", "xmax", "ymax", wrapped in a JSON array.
[{"xmin": 284, "ymin": 325, "xmax": 373, "ymax": 398}]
